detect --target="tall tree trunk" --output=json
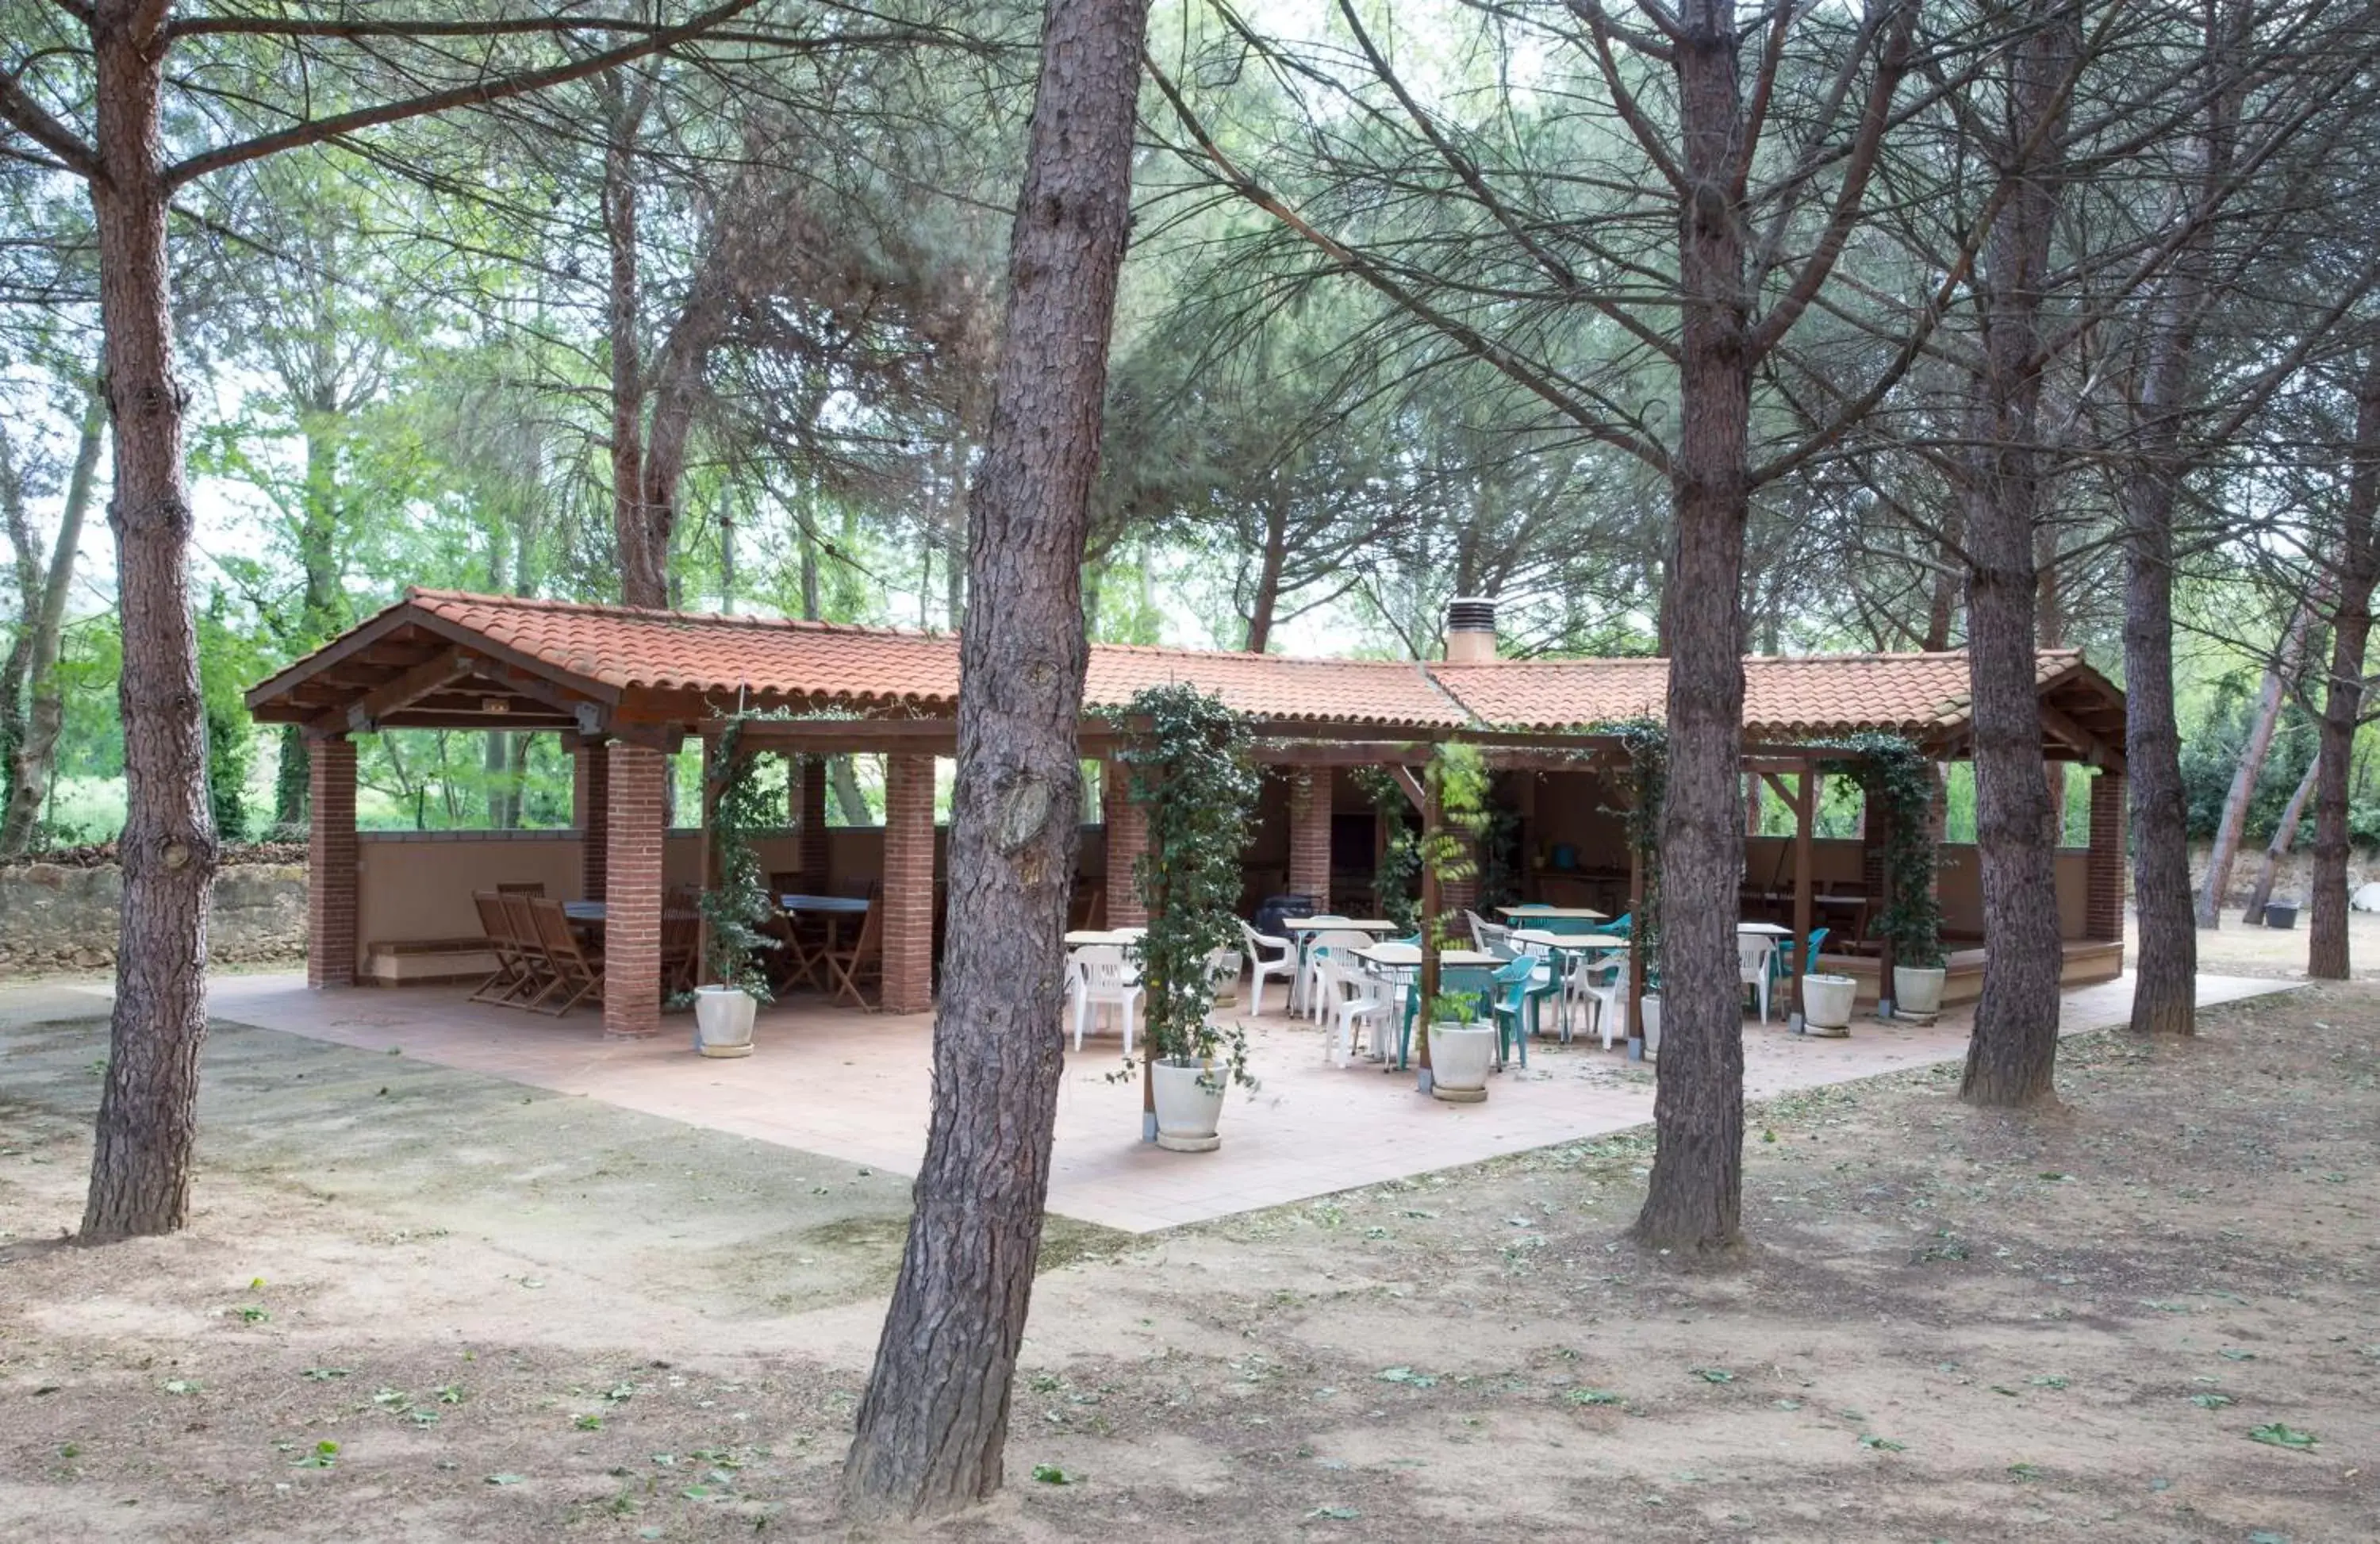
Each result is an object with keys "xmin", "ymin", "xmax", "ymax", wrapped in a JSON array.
[
  {"xmin": 1960, "ymin": 1, "xmax": 2074, "ymax": 1108},
  {"xmin": 1633, "ymin": 0, "xmax": 1749, "ymax": 1257},
  {"xmin": 2241, "ymin": 752, "xmax": 2317, "ymax": 923},
  {"xmin": 799, "ymin": 522, "xmax": 822, "ymax": 622},
  {"xmin": 2198, "ymin": 604, "xmax": 2312, "ymax": 924},
  {"xmin": 843, "ymin": 0, "xmax": 1151, "ymax": 1516},
  {"xmin": 2120, "ymin": 280, "xmax": 2200, "ymax": 1035},
  {"xmin": 0, "ymin": 428, "xmax": 40, "ymax": 812},
  {"xmin": 267, "ymin": 396, "xmax": 346, "ymax": 831},
  {"xmin": 81, "ymin": 0, "xmax": 220, "ymax": 1242},
  {"xmin": 2309, "ymin": 348, "xmax": 2380, "ymax": 979},
  {"xmin": 2, "ymin": 388, "xmax": 106, "ymax": 858},
  {"xmin": 1246, "ymin": 482, "xmax": 1288, "ymax": 652},
  {"xmin": 2125, "ymin": 11, "xmax": 2242, "ymax": 1030},
  {"xmin": 1923, "ymin": 508, "xmax": 1963, "ymax": 650},
  {"xmin": 601, "ymin": 79, "xmax": 664, "ymax": 609}
]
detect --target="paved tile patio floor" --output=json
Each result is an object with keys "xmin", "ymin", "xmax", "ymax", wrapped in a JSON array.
[{"xmin": 52, "ymin": 970, "xmax": 2297, "ymax": 1234}]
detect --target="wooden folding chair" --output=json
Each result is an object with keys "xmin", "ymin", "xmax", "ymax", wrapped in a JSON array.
[
  {"xmin": 526, "ymin": 898, "xmax": 605, "ymax": 1016},
  {"xmin": 770, "ymin": 904, "xmax": 831, "ymax": 994},
  {"xmin": 500, "ymin": 892, "xmax": 564, "ymax": 1011},
  {"xmin": 497, "ymin": 881, "xmax": 545, "ymax": 897},
  {"xmin": 820, "ymin": 898, "xmax": 882, "ymax": 1009},
  {"xmin": 469, "ymin": 891, "xmax": 540, "ymax": 1005}
]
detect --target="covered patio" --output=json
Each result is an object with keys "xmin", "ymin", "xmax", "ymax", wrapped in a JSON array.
[
  {"xmin": 194, "ymin": 966, "xmax": 2289, "ymax": 1232},
  {"xmin": 245, "ymin": 588, "xmax": 2132, "ymax": 1041}
]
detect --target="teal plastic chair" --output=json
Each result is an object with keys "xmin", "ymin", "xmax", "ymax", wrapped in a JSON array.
[
  {"xmin": 1769, "ymin": 925, "xmax": 1831, "ymax": 992},
  {"xmin": 1399, "ymin": 962, "xmax": 1496, "ymax": 1068},
  {"xmin": 1488, "ymin": 955, "xmax": 1542, "ymax": 1068},
  {"xmin": 1590, "ymin": 912, "xmax": 1632, "ymax": 937}
]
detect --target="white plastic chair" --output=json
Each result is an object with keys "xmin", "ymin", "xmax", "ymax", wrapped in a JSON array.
[
  {"xmin": 1302, "ymin": 929, "xmax": 1378, "ymax": 1023},
  {"xmin": 1737, "ymin": 935, "xmax": 1776, "ymax": 1024},
  {"xmin": 1568, "ymin": 953, "xmax": 1627, "ymax": 1049},
  {"xmin": 1238, "ymin": 920, "xmax": 1296, "ymax": 1013},
  {"xmin": 1287, "ymin": 916, "xmax": 1349, "ymax": 1013},
  {"xmin": 1466, "ymin": 911, "xmax": 1508, "ymax": 952},
  {"xmin": 1205, "ymin": 945, "xmax": 1242, "ymax": 1004},
  {"xmin": 1324, "ymin": 955, "xmax": 1391, "ymax": 1067},
  {"xmin": 1069, "ymin": 944, "xmax": 1142, "ymax": 1052}
]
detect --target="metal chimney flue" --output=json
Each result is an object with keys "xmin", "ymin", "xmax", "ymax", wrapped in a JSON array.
[{"xmin": 1444, "ymin": 597, "xmax": 1497, "ymax": 664}]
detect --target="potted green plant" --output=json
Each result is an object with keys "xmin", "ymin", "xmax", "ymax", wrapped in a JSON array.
[
  {"xmin": 690, "ymin": 723, "xmax": 778, "ymax": 1057},
  {"xmin": 1424, "ymin": 989, "xmax": 1495, "ymax": 1101},
  {"xmin": 1119, "ymin": 685, "xmax": 1260, "ymax": 1149},
  {"xmin": 1801, "ymin": 971, "xmax": 1858, "ymax": 1035},
  {"xmin": 1421, "ymin": 743, "xmax": 1497, "ymax": 1100},
  {"xmin": 1845, "ymin": 736, "xmax": 1948, "ymax": 1018}
]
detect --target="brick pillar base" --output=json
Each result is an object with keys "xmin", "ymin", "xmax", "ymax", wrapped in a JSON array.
[
  {"xmin": 1104, "ymin": 761, "xmax": 1148, "ymax": 928},
  {"xmin": 2086, "ymin": 768, "xmax": 2126, "ymax": 942},
  {"xmin": 881, "ymin": 755, "xmax": 935, "ymax": 1013},
  {"xmin": 306, "ymin": 736, "xmax": 357, "ymax": 988},
  {"xmin": 797, "ymin": 755, "xmax": 829, "ymax": 885},
  {"xmin": 1288, "ymin": 769, "xmax": 1331, "ymax": 910},
  {"xmin": 603, "ymin": 743, "xmax": 666, "ymax": 1038},
  {"xmin": 574, "ymin": 739, "xmax": 609, "ymax": 901}
]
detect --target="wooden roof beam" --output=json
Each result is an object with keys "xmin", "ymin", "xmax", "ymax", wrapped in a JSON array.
[{"xmin": 305, "ymin": 648, "xmax": 474, "ymax": 737}]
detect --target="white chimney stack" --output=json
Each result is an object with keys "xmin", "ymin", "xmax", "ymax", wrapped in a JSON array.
[{"xmin": 1444, "ymin": 596, "xmax": 1497, "ymax": 664}]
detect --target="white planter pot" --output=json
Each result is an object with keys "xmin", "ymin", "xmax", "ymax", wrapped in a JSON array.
[
  {"xmin": 1638, "ymin": 994, "xmax": 1661, "ymax": 1058},
  {"xmin": 1152, "ymin": 1059, "xmax": 1226, "ymax": 1152},
  {"xmin": 693, "ymin": 986, "xmax": 758, "ymax": 1058},
  {"xmin": 1894, "ymin": 965, "xmax": 1947, "ymax": 1017},
  {"xmin": 1427, "ymin": 1022, "xmax": 1495, "ymax": 1103},
  {"xmin": 1802, "ymin": 973, "xmax": 1856, "ymax": 1036}
]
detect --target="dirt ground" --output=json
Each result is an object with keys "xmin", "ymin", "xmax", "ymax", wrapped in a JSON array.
[
  {"xmin": 2, "ymin": 976, "xmax": 2375, "ymax": 1542},
  {"xmin": 2171, "ymin": 908, "xmax": 2380, "ymax": 980}
]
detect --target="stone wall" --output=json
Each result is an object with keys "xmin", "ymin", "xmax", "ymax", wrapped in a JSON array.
[
  {"xmin": 0, "ymin": 863, "xmax": 308, "ymax": 977},
  {"xmin": 2187, "ymin": 840, "xmax": 2379, "ymax": 913}
]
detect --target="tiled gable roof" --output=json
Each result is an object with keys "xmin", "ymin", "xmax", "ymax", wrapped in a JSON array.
[
  {"xmin": 1432, "ymin": 651, "xmax": 2086, "ymax": 738},
  {"xmin": 395, "ymin": 590, "xmax": 1464, "ymax": 726},
  {"xmin": 249, "ymin": 589, "xmax": 2112, "ymax": 747}
]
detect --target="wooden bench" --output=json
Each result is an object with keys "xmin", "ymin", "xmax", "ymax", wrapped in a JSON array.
[{"xmin": 363, "ymin": 936, "xmax": 498, "ymax": 987}]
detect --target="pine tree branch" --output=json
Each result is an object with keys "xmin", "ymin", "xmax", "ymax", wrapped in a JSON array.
[
  {"xmin": 0, "ymin": 67, "xmax": 100, "ymax": 181},
  {"xmin": 162, "ymin": 0, "xmax": 764, "ymax": 190}
]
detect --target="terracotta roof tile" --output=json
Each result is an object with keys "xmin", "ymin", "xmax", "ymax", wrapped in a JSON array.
[
  {"xmin": 1430, "ymin": 650, "xmax": 2090, "ymax": 737},
  {"xmin": 255, "ymin": 590, "xmax": 2106, "ymax": 744},
  {"xmin": 397, "ymin": 589, "xmax": 1464, "ymax": 726}
]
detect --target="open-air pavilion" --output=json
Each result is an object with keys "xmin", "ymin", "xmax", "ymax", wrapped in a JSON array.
[{"xmin": 246, "ymin": 588, "xmax": 2133, "ymax": 1047}]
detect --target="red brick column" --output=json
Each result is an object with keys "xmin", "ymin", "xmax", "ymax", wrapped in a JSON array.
[
  {"xmin": 573, "ymin": 739, "xmax": 608, "ymax": 901},
  {"xmin": 1288, "ymin": 769, "xmax": 1331, "ymax": 910},
  {"xmin": 797, "ymin": 755, "xmax": 829, "ymax": 886},
  {"xmin": 880, "ymin": 755, "xmax": 936, "ymax": 1013},
  {"xmin": 306, "ymin": 736, "xmax": 357, "ymax": 989},
  {"xmin": 2086, "ymin": 768, "xmax": 2126, "ymax": 942},
  {"xmin": 603, "ymin": 742, "xmax": 666, "ymax": 1039},
  {"xmin": 1104, "ymin": 760, "xmax": 1148, "ymax": 928}
]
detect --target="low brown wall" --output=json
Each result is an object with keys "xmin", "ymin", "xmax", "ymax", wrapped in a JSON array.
[
  {"xmin": 2188, "ymin": 839, "xmax": 2378, "ymax": 912},
  {"xmin": 0, "ymin": 862, "xmax": 308, "ymax": 977}
]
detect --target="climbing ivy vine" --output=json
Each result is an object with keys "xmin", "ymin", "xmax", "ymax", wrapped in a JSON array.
[
  {"xmin": 1821, "ymin": 732, "xmax": 1944, "ymax": 968},
  {"xmin": 1600, "ymin": 716, "xmax": 1667, "ymax": 966},
  {"xmin": 1353, "ymin": 765, "xmax": 1422, "ymax": 933},
  {"xmin": 1121, "ymin": 683, "xmax": 1260, "ymax": 1084},
  {"xmin": 697, "ymin": 717, "xmax": 781, "ymax": 1001}
]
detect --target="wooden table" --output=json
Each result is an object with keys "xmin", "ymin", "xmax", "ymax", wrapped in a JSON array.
[{"xmin": 775, "ymin": 894, "xmax": 872, "ymax": 997}]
